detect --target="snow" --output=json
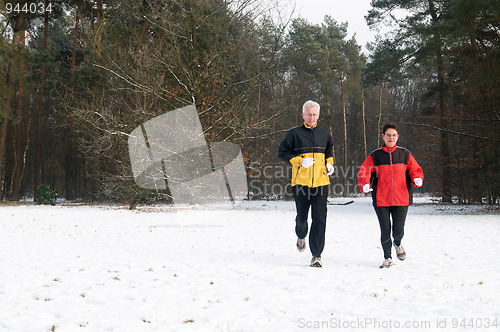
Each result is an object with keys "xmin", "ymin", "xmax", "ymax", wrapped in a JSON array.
[{"xmin": 1, "ymin": 197, "xmax": 499, "ymax": 331}]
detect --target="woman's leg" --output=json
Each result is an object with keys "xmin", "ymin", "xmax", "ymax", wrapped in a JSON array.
[
  {"xmin": 391, "ymin": 206, "xmax": 409, "ymax": 246},
  {"xmin": 374, "ymin": 206, "xmax": 392, "ymax": 259}
]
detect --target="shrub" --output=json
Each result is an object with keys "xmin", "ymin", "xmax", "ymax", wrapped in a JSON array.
[{"xmin": 35, "ymin": 185, "xmax": 59, "ymax": 206}]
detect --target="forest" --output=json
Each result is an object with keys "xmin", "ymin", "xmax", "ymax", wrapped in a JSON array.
[{"xmin": 0, "ymin": 0, "xmax": 499, "ymax": 205}]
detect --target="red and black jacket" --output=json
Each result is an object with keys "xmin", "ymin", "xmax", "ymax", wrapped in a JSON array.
[{"xmin": 357, "ymin": 145, "xmax": 423, "ymax": 207}]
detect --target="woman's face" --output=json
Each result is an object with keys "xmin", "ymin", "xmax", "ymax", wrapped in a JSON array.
[{"xmin": 382, "ymin": 128, "xmax": 399, "ymax": 148}]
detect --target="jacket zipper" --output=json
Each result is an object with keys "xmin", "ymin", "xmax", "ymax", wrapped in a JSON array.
[{"xmin": 311, "ymin": 128, "xmax": 315, "ymax": 187}]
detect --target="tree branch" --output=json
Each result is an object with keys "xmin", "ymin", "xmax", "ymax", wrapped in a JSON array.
[{"xmin": 402, "ymin": 121, "xmax": 497, "ymax": 140}]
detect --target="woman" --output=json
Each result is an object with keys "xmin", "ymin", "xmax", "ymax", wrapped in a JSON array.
[{"xmin": 357, "ymin": 124, "xmax": 424, "ymax": 268}]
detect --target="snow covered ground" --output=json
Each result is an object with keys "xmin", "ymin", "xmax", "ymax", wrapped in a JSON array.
[{"xmin": 1, "ymin": 197, "xmax": 499, "ymax": 331}]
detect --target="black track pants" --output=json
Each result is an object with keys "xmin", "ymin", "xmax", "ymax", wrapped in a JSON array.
[
  {"xmin": 374, "ymin": 205, "xmax": 409, "ymax": 259},
  {"xmin": 293, "ymin": 185, "xmax": 329, "ymax": 257}
]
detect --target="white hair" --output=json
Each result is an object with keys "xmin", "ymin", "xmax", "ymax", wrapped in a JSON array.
[{"xmin": 302, "ymin": 100, "xmax": 320, "ymax": 113}]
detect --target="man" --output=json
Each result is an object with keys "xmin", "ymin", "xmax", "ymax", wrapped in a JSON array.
[
  {"xmin": 357, "ymin": 123, "xmax": 423, "ymax": 268},
  {"xmin": 278, "ymin": 100, "xmax": 335, "ymax": 267}
]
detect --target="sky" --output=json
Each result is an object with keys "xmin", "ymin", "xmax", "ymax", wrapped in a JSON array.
[{"xmin": 290, "ymin": 0, "xmax": 376, "ymax": 53}]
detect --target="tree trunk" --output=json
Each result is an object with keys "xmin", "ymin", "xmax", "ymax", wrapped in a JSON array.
[
  {"xmin": 378, "ymin": 81, "xmax": 384, "ymax": 142},
  {"xmin": 11, "ymin": 14, "xmax": 27, "ymax": 201},
  {"xmin": 12, "ymin": 48, "xmax": 26, "ymax": 200},
  {"xmin": 95, "ymin": 0, "xmax": 104, "ymax": 60},
  {"xmin": 34, "ymin": 0, "xmax": 50, "ymax": 197},
  {"xmin": 71, "ymin": 3, "xmax": 81, "ymax": 73},
  {"xmin": 0, "ymin": 117, "xmax": 7, "ymax": 197},
  {"xmin": 324, "ymin": 86, "xmax": 336, "ymax": 163},
  {"xmin": 0, "ymin": 63, "xmax": 14, "ymax": 198},
  {"xmin": 469, "ymin": 32, "xmax": 481, "ymax": 202},
  {"xmin": 341, "ymin": 71, "xmax": 348, "ymax": 195},
  {"xmin": 296, "ymin": 87, "xmax": 302, "ymax": 126},
  {"xmin": 66, "ymin": 2, "xmax": 81, "ymax": 200},
  {"xmin": 428, "ymin": 0, "xmax": 452, "ymax": 202},
  {"xmin": 362, "ymin": 89, "xmax": 367, "ymax": 157},
  {"xmin": 86, "ymin": 0, "xmax": 105, "ymax": 201}
]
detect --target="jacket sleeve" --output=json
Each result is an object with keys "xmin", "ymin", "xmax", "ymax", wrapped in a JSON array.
[
  {"xmin": 408, "ymin": 153, "xmax": 424, "ymax": 186},
  {"xmin": 357, "ymin": 155, "xmax": 375, "ymax": 192},
  {"xmin": 278, "ymin": 131, "xmax": 302, "ymax": 166}
]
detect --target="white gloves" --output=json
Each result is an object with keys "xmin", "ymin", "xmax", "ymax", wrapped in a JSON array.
[
  {"xmin": 362, "ymin": 184, "xmax": 373, "ymax": 193},
  {"xmin": 300, "ymin": 159, "xmax": 334, "ymax": 176},
  {"xmin": 362, "ymin": 179, "xmax": 421, "ymax": 193},
  {"xmin": 326, "ymin": 163, "xmax": 334, "ymax": 175},
  {"xmin": 301, "ymin": 158, "xmax": 315, "ymax": 168},
  {"xmin": 414, "ymin": 178, "xmax": 423, "ymax": 187}
]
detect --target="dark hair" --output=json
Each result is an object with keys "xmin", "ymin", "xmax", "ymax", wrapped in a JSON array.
[{"xmin": 382, "ymin": 123, "xmax": 399, "ymax": 134}]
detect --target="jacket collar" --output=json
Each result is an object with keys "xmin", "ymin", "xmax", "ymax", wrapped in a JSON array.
[
  {"xmin": 303, "ymin": 122, "xmax": 317, "ymax": 129},
  {"xmin": 382, "ymin": 144, "xmax": 397, "ymax": 153}
]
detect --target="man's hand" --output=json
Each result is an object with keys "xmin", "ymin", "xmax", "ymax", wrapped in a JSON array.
[
  {"xmin": 362, "ymin": 184, "xmax": 373, "ymax": 193},
  {"xmin": 301, "ymin": 158, "xmax": 315, "ymax": 168},
  {"xmin": 326, "ymin": 163, "xmax": 335, "ymax": 175}
]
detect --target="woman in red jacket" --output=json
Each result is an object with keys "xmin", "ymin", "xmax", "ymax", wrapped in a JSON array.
[{"xmin": 357, "ymin": 124, "xmax": 424, "ymax": 268}]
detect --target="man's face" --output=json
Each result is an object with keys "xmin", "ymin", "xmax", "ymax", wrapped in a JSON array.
[
  {"xmin": 302, "ymin": 106, "xmax": 319, "ymax": 127},
  {"xmin": 382, "ymin": 128, "xmax": 399, "ymax": 148}
]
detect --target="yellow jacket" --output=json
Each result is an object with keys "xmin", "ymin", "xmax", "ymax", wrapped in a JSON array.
[{"xmin": 278, "ymin": 123, "xmax": 334, "ymax": 188}]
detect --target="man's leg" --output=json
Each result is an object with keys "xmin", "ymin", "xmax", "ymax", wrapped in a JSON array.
[
  {"xmin": 293, "ymin": 185, "xmax": 310, "ymax": 240},
  {"xmin": 309, "ymin": 186, "xmax": 329, "ymax": 257},
  {"xmin": 374, "ymin": 206, "xmax": 392, "ymax": 259}
]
